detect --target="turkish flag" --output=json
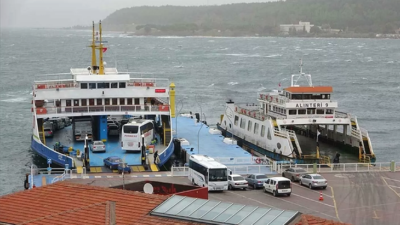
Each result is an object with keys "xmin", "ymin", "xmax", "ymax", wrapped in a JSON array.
[{"xmin": 102, "ymin": 47, "xmax": 108, "ymax": 53}]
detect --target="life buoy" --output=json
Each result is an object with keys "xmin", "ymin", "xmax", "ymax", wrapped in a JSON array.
[{"xmin": 255, "ymin": 157, "xmax": 261, "ymax": 164}]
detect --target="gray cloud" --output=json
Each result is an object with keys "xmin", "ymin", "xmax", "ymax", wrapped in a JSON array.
[{"xmin": 1, "ymin": 0, "xmax": 274, "ymax": 28}]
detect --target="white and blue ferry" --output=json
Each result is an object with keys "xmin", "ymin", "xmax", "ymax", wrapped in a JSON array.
[{"xmin": 31, "ymin": 21, "xmax": 176, "ymax": 172}]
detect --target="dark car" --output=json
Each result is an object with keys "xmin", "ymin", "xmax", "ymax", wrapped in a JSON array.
[
  {"xmin": 108, "ymin": 124, "xmax": 119, "ymax": 136},
  {"xmin": 118, "ymin": 162, "xmax": 131, "ymax": 174},
  {"xmin": 103, "ymin": 156, "xmax": 122, "ymax": 170}
]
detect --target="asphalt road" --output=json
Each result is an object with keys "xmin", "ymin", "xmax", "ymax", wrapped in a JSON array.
[{"xmin": 67, "ymin": 171, "xmax": 400, "ymax": 225}]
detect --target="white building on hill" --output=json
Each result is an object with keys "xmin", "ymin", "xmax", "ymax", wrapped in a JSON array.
[{"xmin": 280, "ymin": 21, "xmax": 314, "ymax": 35}]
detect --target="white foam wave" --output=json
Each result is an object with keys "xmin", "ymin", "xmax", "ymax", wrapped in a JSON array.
[
  {"xmin": 265, "ymin": 54, "xmax": 282, "ymax": 58},
  {"xmin": 228, "ymin": 82, "xmax": 238, "ymax": 85},
  {"xmin": 207, "ymin": 84, "xmax": 215, "ymax": 87},
  {"xmin": 0, "ymin": 97, "xmax": 29, "ymax": 103}
]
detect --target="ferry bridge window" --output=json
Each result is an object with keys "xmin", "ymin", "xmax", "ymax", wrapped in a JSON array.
[
  {"xmin": 289, "ymin": 110, "xmax": 296, "ymax": 115},
  {"xmin": 112, "ymin": 98, "xmax": 118, "ymax": 105},
  {"xmin": 120, "ymin": 98, "xmax": 125, "ymax": 105},
  {"xmin": 254, "ymin": 123, "xmax": 259, "ymax": 134},
  {"xmin": 261, "ymin": 125, "xmax": 265, "ymax": 137},
  {"xmin": 326, "ymin": 109, "xmax": 334, "ymax": 114},
  {"xmin": 317, "ymin": 109, "xmax": 324, "ymax": 114},
  {"xmin": 89, "ymin": 83, "xmax": 96, "ymax": 89},
  {"xmin": 74, "ymin": 100, "xmax": 79, "ymax": 106},
  {"xmin": 327, "ymin": 94, "xmax": 331, "ymax": 99},
  {"xmin": 247, "ymin": 121, "xmax": 252, "ymax": 132},
  {"xmin": 96, "ymin": 99, "xmax": 102, "ymax": 105},
  {"xmin": 66, "ymin": 100, "xmax": 71, "ymax": 107},
  {"xmin": 111, "ymin": 82, "xmax": 118, "ymax": 88},
  {"xmin": 134, "ymin": 98, "xmax": 140, "ymax": 105},
  {"xmin": 89, "ymin": 99, "xmax": 94, "ymax": 106},
  {"xmin": 81, "ymin": 99, "xmax": 87, "ymax": 106},
  {"xmin": 119, "ymin": 82, "xmax": 126, "ymax": 88},
  {"xmin": 240, "ymin": 118, "xmax": 246, "ymax": 129},
  {"xmin": 80, "ymin": 83, "xmax": 88, "ymax": 89},
  {"xmin": 292, "ymin": 94, "xmax": 302, "ymax": 100},
  {"xmin": 307, "ymin": 108, "xmax": 315, "ymax": 114},
  {"xmin": 127, "ymin": 98, "xmax": 133, "ymax": 105},
  {"xmin": 234, "ymin": 116, "xmax": 239, "ymax": 126},
  {"xmin": 105, "ymin": 98, "xmax": 110, "ymax": 105},
  {"xmin": 298, "ymin": 109, "xmax": 306, "ymax": 115},
  {"xmin": 97, "ymin": 83, "xmax": 110, "ymax": 89}
]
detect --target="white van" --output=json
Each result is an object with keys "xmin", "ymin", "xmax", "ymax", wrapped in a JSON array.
[{"xmin": 263, "ymin": 177, "xmax": 291, "ymax": 197}]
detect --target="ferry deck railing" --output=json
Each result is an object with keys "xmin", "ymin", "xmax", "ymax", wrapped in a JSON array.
[{"xmin": 34, "ymin": 104, "xmax": 170, "ymax": 116}]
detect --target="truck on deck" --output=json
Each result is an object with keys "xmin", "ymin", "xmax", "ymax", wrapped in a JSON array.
[{"xmin": 72, "ymin": 116, "xmax": 93, "ymax": 141}]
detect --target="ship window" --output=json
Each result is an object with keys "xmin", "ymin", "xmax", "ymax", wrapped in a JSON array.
[
  {"xmin": 105, "ymin": 98, "xmax": 110, "ymax": 105},
  {"xmin": 89, "ymin": 99, "xmax": 94, "ymax": 106},
  {"xmin": 80, "ymin": 83, "xmax": 88, "ymax": 89},
  {"xmin": 81, "ymin": 99, "xmax": 87, "ymax": 106},
  {"xmin": 127, "ymin": 98, "xmax": 133, "ymax": 105},
  {"xmin": 326, "ymin": 109, "xmax": 334, "ymax": 114},
  {"xmin": 74, "ymin": 100, "xmax": 79, "ymax": 106},
  {"xmin": 119, "ymin": 82, "xmax": 126, "ymax": 88},
  {"xmin": 240, "ymin": 118, "xmax": 246, "ymax": 129},
  {"xmin": 96, "ymin": 99, "xmax": 102, "ymax": 105},
  {"xmin": 247, "ymin": 121, "xmax": 252, "ymax": 131},
  {"xmin": 89, "ymin": 83, "xmax": 96, "ymax": 89},
  {"xmin": 307, "ymin": 108, "xmax": 315, "ymax": 114},
  {"xmin": 112, "ymin": 98, "xmax": 118, "ymax": 105},
  {"xmin": 317, "ymin": 109, "xmax": 324, "ymax": 114},
  {"xmin": 261, "ymin": 125, "xmax": 265, "ymax": 137},
  {"xmin": 97, "ymin": 83, "xmax": 110, "ymax": 89},
  {"xmin": 66, "ymin": 100, "xmax": 71, "ymax": 107},
  {"xmin": 111, "ymin": 83, "xmax": 118, "ymax": 88},
  {"xmin": 120, "ymin": 98, "xmax": 125, "ymax": 105},
  {"xmin": 254, "ymin": 123, "xmax": 259, "ymax": 134},
  {"xmin": 267, "ymin": 127, "xmax": 272, "ymax": 140},
  {"xmin": 298, "ymin": 109, "xmax": 306, "ymax": 115},
  {"xmin": 234, "ymin": 116, "xmax": 239, "ymax": 126},
  {"xmin": 134, "ymin": 98, "xmax": 140, "ymax": 105}
]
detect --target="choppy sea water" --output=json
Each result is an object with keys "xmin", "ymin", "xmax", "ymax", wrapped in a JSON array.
[{"xmin": 0, "ymin": 29, "xmax": 399, "ymax": 195}]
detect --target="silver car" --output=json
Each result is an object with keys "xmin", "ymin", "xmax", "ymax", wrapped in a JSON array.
[
  {"xmin": 282, "ymin": 167, "xmax": 308, "ymax": 182},
  {"xmin": 245, "ymin": 174, "xmax": 269, "ymax": 189},
  {"xmin": 300, "ymin": 174, "xmax": 328, "ymax": 189},
  {"xmin": 90, "ymin": 141, "xmax": 106, "ymax": 153},
  {"xmin": 228, "ymin": 174, "xmax": 248, "ymax": 190}
]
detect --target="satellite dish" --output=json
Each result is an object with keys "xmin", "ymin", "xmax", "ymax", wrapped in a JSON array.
[{"xmin": 143, "ymin": 183, "xmax": 153, "ymax": 194}]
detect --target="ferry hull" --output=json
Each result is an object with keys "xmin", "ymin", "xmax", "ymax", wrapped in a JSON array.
[{"xmin": 31, "ymin": 136, "xmax": 74, "ymax": 168}]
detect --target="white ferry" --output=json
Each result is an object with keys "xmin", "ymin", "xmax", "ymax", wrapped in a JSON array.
[
  {"xmin": 31, "ymin": 21, "xmax": 176, "ymax": 172},
  {"xmin": 217, "ymin": 61, "xmax": 376, "ymax": 164}
]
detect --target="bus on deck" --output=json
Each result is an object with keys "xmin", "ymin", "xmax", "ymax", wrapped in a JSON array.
[
  {"xmin": 188, "ymin": 155, "xmax": 229, "ymax": 191},
  {"xmin": 121, "ymin": 119, "xmax": 154, "ymax": 152}
]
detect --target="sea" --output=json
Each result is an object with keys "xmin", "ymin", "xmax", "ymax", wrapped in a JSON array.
[{"xmin": 0, "ymin": 29, "xmax": 399, "ymax": 196}]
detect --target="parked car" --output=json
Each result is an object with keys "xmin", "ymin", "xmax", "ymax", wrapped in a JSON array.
[
  {"xmin": 108, "ymin": 124, "xmax": 119, "ymax": 136},
  {"xmin": 300, "ymin": 174, "xmax": 328, "ymax": 189},
  {"xmin": 282, "ymin": 167, "xmax": 308, "ymax": 182},
  {"xmin": 245, "ymin": 173, "xmax": 269, "ymax": 189},
  {"xmin": 103, "ymin": 156, "xmax": 122, "ymax": 170},
  {"xmin": 62, "ymin": 117, "xmax": 71, "ymax": 126},
  {"xmin": 44, "ymin": 128, "xmax": 53, "ymax": 137},
  {"xmin": 228, "ymin": 174, "xmax": 248, "ymax": 190},
  {"xmin": 90, "ymin": 141, "xmax": 106, "ymax": 153},
  {"xmin": 118, "ymin": 162, "xmax": 131, "ymax": 174},
  {"xmin": 263, "ymin": 177, "xmax": 292, "ymax": 197}
]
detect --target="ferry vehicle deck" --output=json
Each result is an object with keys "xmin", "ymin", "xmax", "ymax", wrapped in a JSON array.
[{"xmin": 31, "ymin": 21, "xmax": 175, "ymax": 172}]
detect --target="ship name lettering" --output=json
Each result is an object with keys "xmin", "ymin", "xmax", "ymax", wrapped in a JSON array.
[{"xmin": 295, "ymin": 103, "xmax": 329, "ymax": 108}]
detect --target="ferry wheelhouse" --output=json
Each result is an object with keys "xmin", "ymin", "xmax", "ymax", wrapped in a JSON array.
[
  {"xmin": 218, "ymin": 62, "xmax": 376, "ymax": 164},
  {"xmin": 31, "ymin": 21, "xmax": 176, "ymax": 172}
]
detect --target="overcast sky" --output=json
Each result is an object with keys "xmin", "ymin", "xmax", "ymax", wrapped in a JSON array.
[{"xmin": 1, "ymin": 0, "xmax": 274, "ymax": 28}]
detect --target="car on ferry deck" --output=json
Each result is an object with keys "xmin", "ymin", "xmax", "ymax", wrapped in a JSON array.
[
  {"xmin": 103, "ymin": 156, "xmax": 122, "ymax": 170},
  {"xmin": 245, "ymin": 173, "xmax": 269, "ymax": 189},
  {"xmin": 228, "ymin": 174, "xmax": 248, "ymax": 190},
  {"xmin": 118, "ymin": 162, "xmax": 131, "ymax": 174},
  {"xmin": 90, "ymin": 141, "xmax": 106, "ymax": 153},
  {"xmin": 299, "ymin": 174, "xmax": 328, "ymax": 189},
  {"xmin": 282, "ymin": 167, "xmax": 308, "ymax": 182},
  {"xmin": 108, "ymin": 124, "xmax": 119, "ymax": 136},
  {"xmin": 44, "ymin": 128, "xmax": 54, "ymax": 137}
]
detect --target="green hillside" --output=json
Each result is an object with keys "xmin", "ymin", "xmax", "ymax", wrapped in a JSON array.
[{"xmin": 99, "ymin": 0, "xmax": 400, "ymax": 36}]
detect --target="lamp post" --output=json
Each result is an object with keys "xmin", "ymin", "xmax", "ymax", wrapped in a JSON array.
[
  {"xmin": 122, "ymin": 162, "xmax": 126, "ymax": 190},
  {"xmin": 197, "ymin": 113, "xmax": 206, "ymax": 155}
]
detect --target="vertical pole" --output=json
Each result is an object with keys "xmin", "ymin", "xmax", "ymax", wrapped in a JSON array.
[
  {"xmin": 91, "ymin": 21, "xmax": 97, "ymax": 72},
  {"xmin": 98, "ymin": 20, "xmax": 105, "ymax": 75}
]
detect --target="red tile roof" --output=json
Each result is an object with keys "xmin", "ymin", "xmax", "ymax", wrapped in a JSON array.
[
  {"xmin": 285, "ymin": 86, "xmax": 333, "ymax": 93},
  {"xmin": 295, "ymin": 215, "xmax": 352, "ymax": 225},
  {"xmin": 0, "ymin": 182, "xmax": 202, "ymax": 225}
]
